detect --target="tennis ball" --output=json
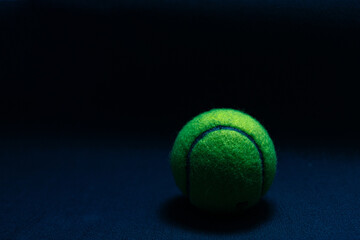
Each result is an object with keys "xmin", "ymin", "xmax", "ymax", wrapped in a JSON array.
[{"xmin": 170, "ymin": 108, "xmax": 277, "ymax": 214}]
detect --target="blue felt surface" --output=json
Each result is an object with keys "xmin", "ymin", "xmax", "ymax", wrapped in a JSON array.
[{"xmin": 0, "ymin": 136, "xmax": 359, "ymax": 239}]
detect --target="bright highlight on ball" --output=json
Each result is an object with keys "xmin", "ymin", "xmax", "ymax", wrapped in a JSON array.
[{"xmin": 170, "ymin": 108, "xmax": 277, "ymax": 214}]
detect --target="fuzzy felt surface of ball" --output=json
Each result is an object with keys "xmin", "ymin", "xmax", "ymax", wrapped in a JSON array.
[{"xmin": 170, "ymin": 108, "xmax": 277, "ymax": 214}]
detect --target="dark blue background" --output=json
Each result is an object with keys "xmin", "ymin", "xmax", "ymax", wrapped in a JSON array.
[
  {"xmin": 1, "ymin": 0, "xmax": 360, "ymax": 139},
  {"xmin": 1, "ymin": 0, "xmax": 360, "ymax": 239}
]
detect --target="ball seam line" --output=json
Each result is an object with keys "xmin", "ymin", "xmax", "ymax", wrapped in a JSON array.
[{"xmin": 186, "ymin": 125, "xmax": 265, "ymax": 200}]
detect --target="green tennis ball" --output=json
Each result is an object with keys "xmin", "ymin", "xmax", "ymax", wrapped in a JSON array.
[{"xmin": 170, "ymin": 108, "xmax": 277, "ymax": 214}]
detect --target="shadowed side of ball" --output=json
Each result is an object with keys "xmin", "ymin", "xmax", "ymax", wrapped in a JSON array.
[{"xmin": 170, "ymin": 108, "xmax": 277, "ymax": 214}]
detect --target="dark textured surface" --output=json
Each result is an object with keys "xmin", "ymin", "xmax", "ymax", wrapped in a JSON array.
[{"xmin": 0, "ymin": 136, "xmax": 359, "ymax": 239}]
